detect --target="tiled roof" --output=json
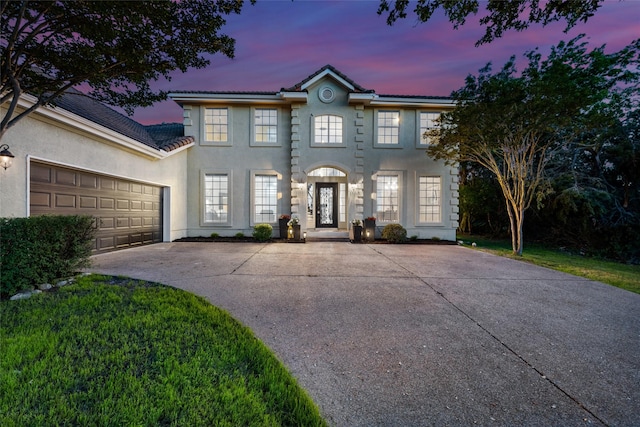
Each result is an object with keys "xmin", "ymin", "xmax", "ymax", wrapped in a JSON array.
[
  {"xmin": 378, "ymin": 94, "xmax": 453, "ymax": 100},
  {"xmin": 283, "ymin": 64, "xmax": 374, "ymax": 93},
  {"xmin": 51, "ymin": 89, "xmax": 193, "ymax": 152}
]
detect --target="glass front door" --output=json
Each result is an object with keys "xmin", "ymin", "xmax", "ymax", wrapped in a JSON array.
[{"xmin": 316, "ymin": 183, "xmax": 338, "ymax": 228}]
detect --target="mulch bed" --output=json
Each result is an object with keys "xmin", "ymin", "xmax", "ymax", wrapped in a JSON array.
[{"xmin": 173, "ymin": 236, "xmax": 456, "ymax": 245}]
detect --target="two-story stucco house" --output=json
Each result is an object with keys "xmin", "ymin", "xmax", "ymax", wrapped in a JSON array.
[
  {"xmin": 0, "ymin": 65, "xmax": 458, "ymax": 252},
  {"xmin": 171, "ymin": 65, "xmax": 458, "ymax": 240}
]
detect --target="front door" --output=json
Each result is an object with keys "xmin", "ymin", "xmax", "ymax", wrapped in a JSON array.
[{"xmin": 316, "ymin": 183, "xmax": 338, "ymax": 228}]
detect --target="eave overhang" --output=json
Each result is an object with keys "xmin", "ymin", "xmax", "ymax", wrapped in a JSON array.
[{"xmin": 17, "ymin": 94, "xmax": 187, "ymax": 160}]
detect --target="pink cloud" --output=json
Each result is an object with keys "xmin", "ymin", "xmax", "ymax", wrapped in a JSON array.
[{"xmin": 131, "ymin": 0, "xmax": 639, "ymax": 124}]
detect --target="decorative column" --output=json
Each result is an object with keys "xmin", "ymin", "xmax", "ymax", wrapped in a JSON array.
[
  {"xmin": 290, "ymin": 104, "xmax": 302, "ymax": 217},
  {"xmin": 352, "ymin": 105, "xmax": 365, "ymax": 218},
  {"xmin": 450, "ymin": 164, "xmax": 460, "ymax": 229}
]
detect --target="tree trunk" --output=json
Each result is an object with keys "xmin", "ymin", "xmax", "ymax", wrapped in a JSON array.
[
  {"xmin": 505, "ymin": 201, "xmax": 518, "ymax": 255},
  {"xmin": 515, "ymin": 209, "xmax": 524, "ymax": 256}
]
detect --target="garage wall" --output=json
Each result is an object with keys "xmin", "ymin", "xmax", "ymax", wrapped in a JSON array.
[{"xmin": 0, "ymin": 104, "xmax": 190, "ymax": 243}]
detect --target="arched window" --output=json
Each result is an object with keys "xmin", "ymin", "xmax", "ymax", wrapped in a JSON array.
[{"xmin": 314, "ymin": 115, "xmax": 343, "ymax": 144}]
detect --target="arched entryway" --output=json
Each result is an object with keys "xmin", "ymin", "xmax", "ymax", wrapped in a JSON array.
[{"xmin": 305, "ymin": 166, "xmax": 349, "ymax": 230}]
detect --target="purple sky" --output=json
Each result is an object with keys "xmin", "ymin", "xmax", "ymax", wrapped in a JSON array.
[{"xmin": 131, "ymin": 0, "xmax": 640, "ymax": 125}]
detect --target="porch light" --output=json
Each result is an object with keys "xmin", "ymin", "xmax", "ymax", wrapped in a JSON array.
[
  {"xmin": 303, "ymin": 231, "xmax": 307, "ymax": 240},
  {"xmin": 0, "ymin": 144, "xmax": 15, "ymax": 170}
]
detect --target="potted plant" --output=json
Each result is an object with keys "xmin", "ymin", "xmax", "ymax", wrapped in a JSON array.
[
  {"xmin": 349, "ymin": 219, "xmax": 362, "ymax": 243},
  {"xmin": 279, "ymin": 214, "xmax": 290, "ymax": 239},
  {"xmin": 287, "ymin": 216, "xmax": 301, "ymax": 240},
  {"xmin": 364, "ymin": 216, "xmax": 376, "ymax": 241}
]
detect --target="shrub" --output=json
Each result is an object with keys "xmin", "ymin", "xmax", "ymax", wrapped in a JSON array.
[
  {"xmin": 235, "ymin": 232, "xmax": 245, "ymax": 238},
  {"xmin": 252, "ymin": 224, "xmax": 273, "ymax": 242},
  {"xmin": 0, "ymin": 215, "xmax": 95, "ymax": 298},
  {"xmin": 210, "ymin": 232, "xmax": 219, "ymax": 238},
  {"xmin": 382, "ymin": 223, "xmax": 407, "ymax": 243},
  {"xmin": 410, "ymin": 235, "xmax": 418, "ymax": 241}
]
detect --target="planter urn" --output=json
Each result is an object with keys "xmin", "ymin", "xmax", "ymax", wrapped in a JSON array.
[
  {"xmin": 349, "ymin": 225, "xmax": 363, "ymax": 243},
  {"xmin": 279, "ymin": 218, "xmax": 289, "ymax": 239}
]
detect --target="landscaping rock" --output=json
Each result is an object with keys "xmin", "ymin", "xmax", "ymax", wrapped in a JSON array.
[
  {"xmin": 9, "ymin": 289, "xmax": 42, "ymax": 300},
  {"xmin": 38, "ymin": 283, "xmax": 53, "ymax": 291}
]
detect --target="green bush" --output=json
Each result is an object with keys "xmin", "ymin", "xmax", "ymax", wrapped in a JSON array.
[
  {"xmin": 0, "ymin": 215, "xmax": 95, "ymax": 298},
  {"xmin": 210, "ymin": 232, "xmax": 219, "ymax": 238},
  {"xmin": 382, "ymin": 223, "xmax": 407, "ymax": 243},
  {"xmin": 252, "ymin": 224, "xmax": 273, "ymax": 242},
  {"xmin": 235, "ymin": 232, "xmax": 245, "ymax": 238}
]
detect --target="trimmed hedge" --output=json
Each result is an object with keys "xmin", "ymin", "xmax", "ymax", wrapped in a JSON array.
[
  {"xmin": 252, "ymin": 223, "xmax": 273, "ymax": 242},
  {"xmin": 0, "ymin": 215, "xmax": 95, "ymax": 298},
  {"xmin": 382, "ymin": 223, "xmax": 407, "ymax": 243}
]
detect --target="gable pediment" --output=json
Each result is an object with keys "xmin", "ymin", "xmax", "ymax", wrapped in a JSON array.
[{"xmin": 284, "ymin": 64, "xmax": 374, "ymax": 94}]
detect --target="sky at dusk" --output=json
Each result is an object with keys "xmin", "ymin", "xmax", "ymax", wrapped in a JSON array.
[{"xmin": 131, "ymin": 0, "xmax": 640, "ymax": 125}]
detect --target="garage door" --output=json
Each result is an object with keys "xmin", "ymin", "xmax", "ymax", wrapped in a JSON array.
[{"xmin": 30, "ymin": 162, "xmax": 163, "ymax": 253}]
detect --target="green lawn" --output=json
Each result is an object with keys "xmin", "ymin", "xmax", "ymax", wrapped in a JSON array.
[
  {"xmin": 0, "ymin": 275, "xmax": 326, "ymax": 426},
  {"xmin": 459, "ymin": 235, "xmax": 640, "ymax": 294}
]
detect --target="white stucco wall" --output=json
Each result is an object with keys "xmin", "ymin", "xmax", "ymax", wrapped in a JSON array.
[
  {"xmin": 172, "ymin": 69, "xmax": 459, "ymax": 241},
  {"xmin": 0, "ymin": 106, "xmax": 190, "ymax": 242}
]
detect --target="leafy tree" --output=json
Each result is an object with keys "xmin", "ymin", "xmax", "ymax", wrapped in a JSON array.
[
  {"xmin": 0, "ymin": 0, "xmax": 248, "ymax": 142},
  {"xmin": 528, "ymin": 90, "xmax": 640, "ymax": 261},
  {"xmin": 377, "ymin": 0, "xmax": 603, "ymax": 46},
  {"xmin": 427, "ymin": 36, "xmax": 640, "ymax": 255}
]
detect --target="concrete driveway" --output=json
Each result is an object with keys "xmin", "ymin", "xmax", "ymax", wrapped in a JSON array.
[{"xmin": 90, "ymin": 242, "xmax": 640, "ymax": 426}]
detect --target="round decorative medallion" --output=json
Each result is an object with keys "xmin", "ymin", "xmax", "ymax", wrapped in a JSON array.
[{"xmin": 319, "ymin": 86, "xmax": 335, "ymax": 103}]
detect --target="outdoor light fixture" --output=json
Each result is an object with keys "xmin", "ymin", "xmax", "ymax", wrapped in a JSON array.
[
  {"xmin": 303, "ymin": 231, "xmax": 307, "ymax": 240},
  {"xmin": 0, "ymin": 144, "xmax": 14, "ymax": 170}
]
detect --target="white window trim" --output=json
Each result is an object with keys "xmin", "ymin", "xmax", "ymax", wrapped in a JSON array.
[
  {"xmin": 249, "ymin": 170, "xmax": 282, "ymax": 226},
  {"xmin": 311, "ymin": 114, "xmax": 346, "ymax": 148},
  {"xmin": 201, "ymin": 169, "xmax": 232, "ymax": 227},
  {"xmin": 372, "ymin": 171, "xmax": 403, "ymax": 224},
  {"xmin": 250, "ymin": 107, "xmax": 281, "ymax": 147},
  {"xmin": 201, "ymin": 106, "xmax": 232, "ymax": 146},
  {"xmin": 374, "ymin": 109, "xmax": 402, "ymax": 148},
  {"xmin": 416, "ymin": 111, "xmax": 441, "ymax": 148},
  {"xmin": 415, "ymin": 173, "xmax": 444, "ymax": 226}
]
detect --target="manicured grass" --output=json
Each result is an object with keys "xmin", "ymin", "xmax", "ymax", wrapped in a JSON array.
[
  {"xmin": 459, "ymin": 235, "xmax": 640, "ymax": 295},
  {"xmin": 0, "ymin": 275, "xmax": 326, "ymax": 426}
]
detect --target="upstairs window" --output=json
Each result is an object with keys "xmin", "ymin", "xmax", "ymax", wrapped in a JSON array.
[
  {"xmin": 377, "ymin": 111, "xmax": 400, "ymax": 145},
  {"xmin": 314, "ymin": 115, "xmax": 343, "ymax": 144},
  {"xmin": 418, "ymin": 112, "xmax": 440, "ymax": 146},
  {"xmin": 204, "ymin": 108, "xmax": 228, "ymax": 143},
  {"xmin": 254, "ymin": 108, "xmax": 278, "ymax": 144}
]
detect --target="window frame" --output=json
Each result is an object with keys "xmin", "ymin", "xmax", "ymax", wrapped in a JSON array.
[
  {"xmin": 373, "ymin": 171, "xmax": 403, "ymax": 224},
  {"xmin": 250, "ymin": 170, "xmax": 281, "ymax": 226},
  {"xmin": 416, "ymin": 175, "xmax": 443, "ymax": 225},
  {"xmin": 201, "ymin": 169, "xmax": 232, "ymax": 227},
  {"xmin": 374, "ymin": 110, "xmax": 401, "ymax": 148},
  {"xmin": 201, "ymin": 106, "xmax": 232, "ymax": 146},
  {"xmin": 311, "ymin": 114, "xmax": 345, "ymax": 147},
  {"xmin": 250, "ymin": 107, "xmax": 281, "ymax": 146},
  {"xmin": 416, "ymin": 111, "xmax": 441, "ymax": 148}
]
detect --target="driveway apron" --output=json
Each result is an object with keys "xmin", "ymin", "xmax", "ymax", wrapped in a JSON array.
[{"xmin": 90, "ymin": 242, "xmax": 640, "ymax": 427}]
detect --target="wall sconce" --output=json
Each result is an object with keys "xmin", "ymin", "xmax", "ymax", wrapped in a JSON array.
[
  {"xmin": 303, "ymin": 231, "xmax": 307, "ymax": 241},
  {"xmin": 0, "ymin": 144, "xmax": 15, "ymax": 170}
]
